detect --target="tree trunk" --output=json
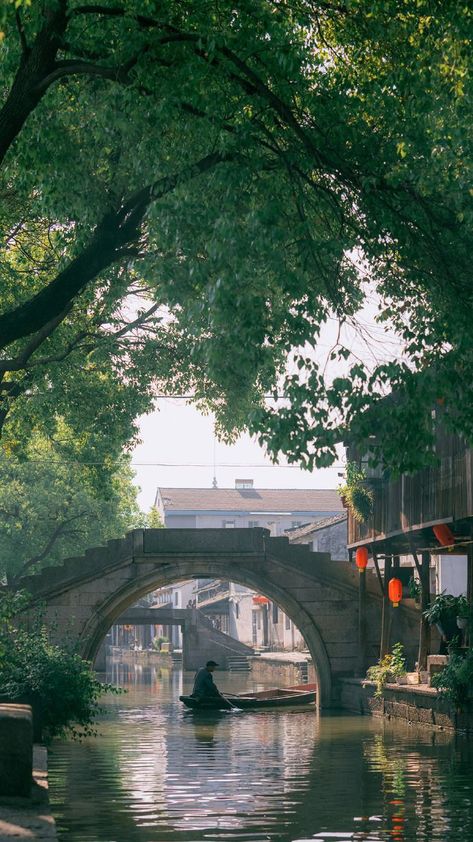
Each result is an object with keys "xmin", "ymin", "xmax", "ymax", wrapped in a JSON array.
[{"xmin": 0, "ymin": 3, "xmax": 67, "ymax": 167}]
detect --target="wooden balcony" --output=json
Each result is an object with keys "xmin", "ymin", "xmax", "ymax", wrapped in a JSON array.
[{"xmin": 347, "ymin": 427, "xmax": 473, "ymax": 552}]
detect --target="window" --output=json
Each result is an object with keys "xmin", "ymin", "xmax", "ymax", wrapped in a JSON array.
[
  {"xmin": 272, "ymin": 603, "xmax": 279, "ymax": 624},
  {"xmin": 223, "ymin": 520, "xmax": 235, "ymax": 528},
  {"xmin": 235, "ymin": 479, "xmax": 254, "ymax": 489},
  {"xmin": 252, "ymin": 613, "xmax": 257, "ymax": 644},
  {"xmin": 235, "ymin": 603, "xmax": 240, "ymax": 619},
  {"xmin": 174, "ymin": 592, "xmax": 179, "ymax": 606},
  {"xmin": 257, "ymin": 612, "xmax": 261, "ymax": 630},
  {"xmin": 285, "ymin": 614, "xmax": 291, "ymax": 630},
  {"xmin": 248, "ymin": 520, "xmax": 259, "ymax": 528}
]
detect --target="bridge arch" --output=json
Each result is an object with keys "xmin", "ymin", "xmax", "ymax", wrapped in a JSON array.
[
  {"xmin": 19, "ymin": 528, "xmax": 420, "ymax": 709},
  {"xmin": 80, "ymin": 561, "xmax": 332, "ymax": 705}
]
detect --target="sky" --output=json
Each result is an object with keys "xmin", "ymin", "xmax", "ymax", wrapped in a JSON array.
[
  {"xmin": 131, "ymin": 399, "xmax": 343, "ymax": 511},
  {"xmin": 130, "ymin": 290, "xmax": 402, "ymax": 512}
]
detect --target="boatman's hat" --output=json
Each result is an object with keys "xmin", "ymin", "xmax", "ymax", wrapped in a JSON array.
[{"xmin": 206, "ymin": 660, "xmax": 219, "ymax": 667}]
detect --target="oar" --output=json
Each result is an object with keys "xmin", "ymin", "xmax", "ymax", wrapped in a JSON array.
[{"xmin": 221, "ymin": 694, "xmax": 241, "ymax": 711}]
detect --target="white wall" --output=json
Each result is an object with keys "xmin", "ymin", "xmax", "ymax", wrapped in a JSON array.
[
  {"xmin": 164, "ymin": 512, "xmax": 334, "ymax": 534},
  {"xmin": 436, "ymin": 554, "xmax": 468, "ymax": 596}
]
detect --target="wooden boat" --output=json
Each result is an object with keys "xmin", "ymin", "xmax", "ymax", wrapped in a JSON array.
[{"xmin": 179, "ymin": 683, "xmax": 316, "ymax": 711}]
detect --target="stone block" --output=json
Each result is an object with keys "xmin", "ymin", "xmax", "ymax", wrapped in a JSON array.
[
  {"xmin": 368, "ymin": 695, "xmax": 384, "ymax": 715},
  {"xmin": 416, "ymin": 706, "xmax": 434, "ymax": 725},
  {"xmin": 0, "ymin": 704, "xmax": 33, "ymax": 798},
  {"xmin": 433, "ymin": 709, "xmax": 455, "ymax": 729}
]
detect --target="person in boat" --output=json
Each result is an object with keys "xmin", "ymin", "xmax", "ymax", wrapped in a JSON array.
[{"xmin": 191, "ymin": 660, "xmax": 224, "ymax": 701}]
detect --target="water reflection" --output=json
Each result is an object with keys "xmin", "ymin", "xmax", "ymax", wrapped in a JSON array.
[{"xmin": 48, "ymin": 661, "xmax": 473, "ymax": 842}]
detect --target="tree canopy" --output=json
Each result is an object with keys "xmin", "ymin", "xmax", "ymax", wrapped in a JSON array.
[
  {"xmin": 1, "ymin": 1, "xmax": 472, "ymax": 473},
  {"xmin": 0, "ymin": 424, "xmax": 145, "ymax": 588}
]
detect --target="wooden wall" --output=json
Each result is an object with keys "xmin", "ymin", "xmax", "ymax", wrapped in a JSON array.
[{"xmin": 348, "ymin": 426, "xmax": 473, "ymax": 547}]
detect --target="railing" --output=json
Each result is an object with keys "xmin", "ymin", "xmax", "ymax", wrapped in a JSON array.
[{"xmin": 196, "ymin": 580, "xmax": 230, "ymax": 605}]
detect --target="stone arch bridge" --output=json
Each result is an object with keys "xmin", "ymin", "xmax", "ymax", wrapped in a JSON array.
[{"xmin": 19, "ymin": 528, "xmax": 419, "ymax": 706}]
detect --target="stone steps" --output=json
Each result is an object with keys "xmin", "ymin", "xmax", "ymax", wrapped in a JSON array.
[{"xmin": 227, "ymin": 655, "xmax": 252, "ymax": 672}]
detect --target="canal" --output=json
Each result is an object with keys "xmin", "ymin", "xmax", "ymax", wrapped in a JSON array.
[{"xmin": 48, "ymin": 661, "xmax": 473, "ymax": 842}]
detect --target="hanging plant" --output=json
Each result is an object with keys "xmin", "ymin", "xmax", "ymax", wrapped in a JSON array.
[{"xmin": 338, "ymin": 462, "xmax": 374, "ymax": 523}]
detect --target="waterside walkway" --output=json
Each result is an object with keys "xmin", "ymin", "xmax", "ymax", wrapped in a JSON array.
[{"xmin": 0, "ymin": 747, "xmax": 56, "ymax": 841}]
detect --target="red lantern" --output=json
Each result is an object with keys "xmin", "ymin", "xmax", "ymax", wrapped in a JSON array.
[
  {"xmin": 432, "ymin": 523, "xmax": 455, "ymax": 547},
  {"xmin": 355, "ymin": 546, "xmax": 369, "ymax": 572},
  {"xmin": 252, "ymin": 595, "xmax": 270, "ymax": 605},
  {"xmin": 388, "ymin": 577, "xmax": 403, "ymax": 607}
]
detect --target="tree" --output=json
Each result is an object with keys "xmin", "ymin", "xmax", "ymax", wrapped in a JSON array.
[
  {"xmin": 1, "ymin": 1, "xmax": 472, "ymax": 473},
  {"xmin": 147, "ymin": 506, "xmax": 164, "ymax": 529},
  {"xmin": 0, "ymin": 424, "xmax": 144, "ymax": 588},
  {"xmin": 0, "ymin": 591, "xmax": 119, "ymax": 740}
]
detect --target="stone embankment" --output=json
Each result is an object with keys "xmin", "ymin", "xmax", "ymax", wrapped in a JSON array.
[
  {"xmin": 251, "ymin": 651, "xmax": 316, "ymax": 686},
  {"xmin": 339, "ymin": 678, "xmax": 473, "ymax": 734},
  {"xmin": 0, "ymin": 705, "xmax": 56, "ymax": 840}
]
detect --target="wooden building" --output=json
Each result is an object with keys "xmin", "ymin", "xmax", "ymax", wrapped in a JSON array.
[{"xmin": 346, "ymin": 422, "xmax": 473, "ymax": 667}]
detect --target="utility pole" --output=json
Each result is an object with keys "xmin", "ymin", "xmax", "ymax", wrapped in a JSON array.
[
  {"xmin": 380, "ymin": 555, "xmax": 392, "ymax": 659},
  {"xmin": 356, "ymin": 565, "xmax": 367, "ymax": 676},
  {"xmin": 412, "ymin": 549, "xmax": 431, "ymax": 672}
]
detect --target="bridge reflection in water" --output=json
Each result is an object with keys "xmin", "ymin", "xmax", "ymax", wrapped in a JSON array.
[{"xmin": 48, "ymin": 660, "xmax": 473, "ymax": 842}]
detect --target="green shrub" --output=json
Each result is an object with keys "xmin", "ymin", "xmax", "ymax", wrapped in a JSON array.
[
  {"xmin": 366, "ymin": 643, "xmax": 407, "ymax": 698},
  {"xmin": 423, "ymin": 593, "xmax": 458, "ymax": 626},
  {"xmin": 151, "ymin": 635, "xmax": 169, "ymax": 651},
  {"xmin": 0, "ymin": 591, "xmax": 119, "ymax": 740},
  {"xmin": 431, "ymin": 648, "xmax": 473, "ymax": 711}
]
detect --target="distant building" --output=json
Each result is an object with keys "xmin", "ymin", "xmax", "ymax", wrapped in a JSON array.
[
  {"xmin": 149, "ymin": 480, "xmax": 342, "ymax": 655},
  {"xmin": 194, "ymin": 579, "xmax": 305, "ymax": 651},
  {"xmin": 155, "ymin": 481, "xmax": 343, "ymax": 536},
  {"xmin": 285, "ymin": 513, "xmax": 348, "ymax": 560}
]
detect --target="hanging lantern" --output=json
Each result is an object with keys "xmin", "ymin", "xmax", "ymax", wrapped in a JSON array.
[
  {"xmin": 355, "ymin": 546, "xmax": 369, "ymax": 572},
  {"xmin": 388, "ymin": 577, "xmax": 403, "ymax": 607},
  {"xmin": 432, "ymin": 523, "xmax": 455, "ymax": 547}
]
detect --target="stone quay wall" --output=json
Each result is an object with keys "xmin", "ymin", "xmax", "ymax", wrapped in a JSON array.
[
  {"xmin": 339, "ymin": 678, "xmax": 473, "ymax": 735},
  {"xmin": 250, "ymin": 655, "xmax": 316, "ymax": 686}
]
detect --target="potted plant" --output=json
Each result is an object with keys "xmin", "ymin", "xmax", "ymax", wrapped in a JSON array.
[
  {"xmin": 455, "ymin": 596, "xmax": 470, "ymax": 630},
  {"xmin": 338, "ymin": 462, "xmax": 374, "ymax": 523},
  {"xmin": 423, "ymin": 593, "xmax": 458, "ymax": 636},
  {"xmin": 366, "ymin": 642, "xmax": 407, "ymax": 697},
  {"xmin": 408, "ymin": 576, "xmax": 421, "ymax": 605}
]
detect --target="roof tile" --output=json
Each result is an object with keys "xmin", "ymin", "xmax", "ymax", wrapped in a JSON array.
[{"xmin": 156, "ymin": 487, "xmax": 343, "ymax": 513}]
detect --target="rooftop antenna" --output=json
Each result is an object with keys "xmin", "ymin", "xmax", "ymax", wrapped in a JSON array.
[{"xmin": 212, "ymin": 432, "xmax": 218, "ymax": 488}]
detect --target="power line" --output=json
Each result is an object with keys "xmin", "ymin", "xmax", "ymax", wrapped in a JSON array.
[{"xmin": 0, "ymin": 457, "xmax": 344, "ymax": 469}]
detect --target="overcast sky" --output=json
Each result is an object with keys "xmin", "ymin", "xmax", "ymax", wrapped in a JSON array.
[
  {"xmin": 130, "ymin": 288, "xmax": 403, "ymax": 511},
  {"xmin": 131, "ymin": 399, "xmax": 343, "ymax": 511}
]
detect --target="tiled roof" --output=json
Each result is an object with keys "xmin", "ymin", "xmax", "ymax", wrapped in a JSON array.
[
  {"xmin": 285, "ymin": 513, "xmax": 347, "ymax": 540},
  {"xmin": 156, "ymin": 487, "xmax": 344, "ymax": 513}
]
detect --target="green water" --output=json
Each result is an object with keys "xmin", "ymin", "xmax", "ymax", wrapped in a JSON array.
[{"xmin": 48, "ymin": 661, "xmax": 473, "ymax": 842}]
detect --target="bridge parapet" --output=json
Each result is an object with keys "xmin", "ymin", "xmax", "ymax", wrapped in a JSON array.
[
  {"xmin": 265, "ymin": 536, "xmax": 383, "ymax": 598},
  {"xmin": 142, "ymin": 527, "xmax": 267, "ymax": 555},
  {"xmin": 15, "ymin": 527, "xmax": 422, "ymax": 706}
]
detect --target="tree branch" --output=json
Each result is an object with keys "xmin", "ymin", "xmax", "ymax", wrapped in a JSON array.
[
  {"xmin": 15, "ymin": 8, "xmax": 29, "ymax": 56},
  {"xmin": 0, "ymin": 151, "xmax": 230, "ymax": 351},
  {"xmin": 0, "ymin": 307, "xmax": 73, "ymax": 373},
  {"xmin": 11, "ymin": 512, "xmax": 88, "ymax": 586},
  {"xmin": 33, "ymin": 52, "xmax": 145, "ymax": 94},
  {"xmin": 103, "ymin": 301, "xmax": 162, "ymax": 341}
]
